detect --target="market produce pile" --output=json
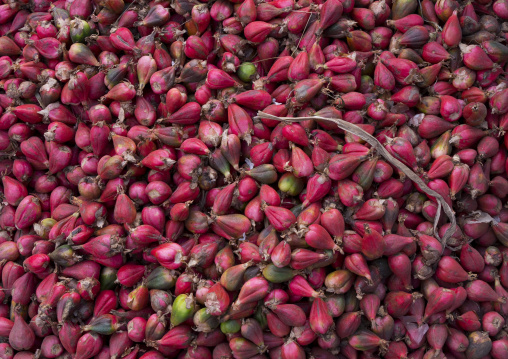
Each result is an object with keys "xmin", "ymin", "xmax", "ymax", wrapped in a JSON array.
[{"xmin": 1, "ymin": 0, "xmax": 508, "ymax": 358}]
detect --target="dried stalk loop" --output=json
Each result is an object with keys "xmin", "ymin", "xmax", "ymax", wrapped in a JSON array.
[{"xmin": 256, "ymin": 111, "xmax": 457, "ymax": 247}]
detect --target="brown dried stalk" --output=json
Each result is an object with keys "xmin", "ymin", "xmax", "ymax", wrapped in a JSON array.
[{"xmin": 257, "ymin": 111, "xmax": 457, "ymax": 247}]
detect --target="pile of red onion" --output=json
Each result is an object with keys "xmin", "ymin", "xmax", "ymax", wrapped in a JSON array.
[{"xmin": 0, "ymin": 0, "xmax": 508, "ymax": 358}]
